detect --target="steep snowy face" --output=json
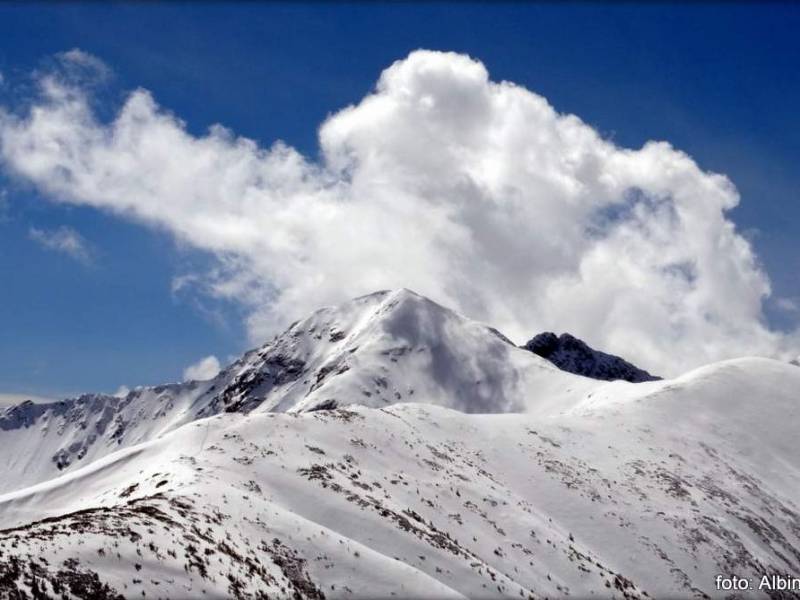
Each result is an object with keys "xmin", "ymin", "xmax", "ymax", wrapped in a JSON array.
[
  {"xmin": 2, "ymin": 290, "xmax": 800, "ymax": 598},
  {"xmin": 0, "ymin": 289, "xmax": 601, "ymax": 493},
  {"xmin": 2, "ymin": 357, "xmax": 799, "ymax": 600},
  {"xmin": 213, "ymin": 289, "xmax": 592, "ymax": 416},
  {"xmin": 523, "ymin": 332, "xmax": 660, "ymax": 382},
  {"xmin": 0, "ymin": 383, "xmax": 215, "ymax": 493}
]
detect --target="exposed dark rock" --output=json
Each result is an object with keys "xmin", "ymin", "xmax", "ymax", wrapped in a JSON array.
[{"xmin": 523, "ymin": 332, "xmax": 660, "ymax": 383}]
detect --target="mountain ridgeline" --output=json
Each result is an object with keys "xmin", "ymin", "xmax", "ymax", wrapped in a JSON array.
[
  {"xmin": 1, "ymin": 289, "xmax": 636, "ymax": 492},
  {"xmin": 1, "ymin": 289, "xmax": 799, "ymax": 599}
]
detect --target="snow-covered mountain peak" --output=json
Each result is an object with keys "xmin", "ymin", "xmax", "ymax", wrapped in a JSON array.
[
  {"xmin": 0, "ymin": 289, "xmax": 593, "ymax": 492},
  {"xmin": 209, "ymin": 287, "xmax": 569, "ymax": 416},
  {"xmin": 2, "ymin": 291, "xmax": 800, "ymax": 598}
]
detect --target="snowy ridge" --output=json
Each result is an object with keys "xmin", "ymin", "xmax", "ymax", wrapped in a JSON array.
[
  {"xmin": 0, "ymin": 289, "xmax": 601, "ymax": 493},
  {"xmin": 214, "ymin": 289, "xmax": 599, "ymax": 416},
  {"xmin": 1, "ymin": 290, "xmax": 799, "ymax": 599}
]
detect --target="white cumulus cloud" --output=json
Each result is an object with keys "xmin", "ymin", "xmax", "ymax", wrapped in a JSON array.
[
  {"xmin": 28, "ymin": 225, "xmax": 93, "ymax": 264},
  {"xmin": 0, "ymin": 49, "xmax": 796, "ymax": 375},
  {"xmin": 183, "ymin": 355, "xmax": 221, "ymax": 382}
]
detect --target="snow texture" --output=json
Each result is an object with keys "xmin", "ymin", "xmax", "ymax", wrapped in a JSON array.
[{"xmin": 1, "ymin": 289, "xmax": 799, "ymax": 599}]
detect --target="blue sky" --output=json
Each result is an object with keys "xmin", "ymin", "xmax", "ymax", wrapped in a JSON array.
[{"xmin": 0, "ymin": 3, "xmax": 798, "ymax": 397}]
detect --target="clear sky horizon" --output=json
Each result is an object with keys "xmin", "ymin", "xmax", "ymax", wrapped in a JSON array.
[{"xmin": 1, "ymin": 3, "xmax": 798, "ymax": 398}]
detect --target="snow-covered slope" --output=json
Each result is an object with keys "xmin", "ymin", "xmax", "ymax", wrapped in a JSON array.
[
  {"xmin": 205, "ymin": 289, "xmax": 595, "ymax": 416},
  {"xmin": 523, "ymin": 332, "xmax": 660, "ymax": 383},
  {"xmin": 0, "ymin": 290, "xmax": 601, "ymax": 493},
  {"xmin": 1, "ymin": 290, "xmax": 799, "ymax": 599}
]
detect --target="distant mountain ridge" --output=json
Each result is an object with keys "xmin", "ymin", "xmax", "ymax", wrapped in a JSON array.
[{"xmin": 523, "ymin": 331, "xmax": 660, "ymax": 383}]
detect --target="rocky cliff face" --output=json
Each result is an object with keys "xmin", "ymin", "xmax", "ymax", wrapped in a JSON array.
[{"xmin": 523, "ymin": 332, "xmax": 660, "ymax": 382}]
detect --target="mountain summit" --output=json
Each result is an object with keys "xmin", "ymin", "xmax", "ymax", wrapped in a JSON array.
[
  {"xmin": 0, "ymin": 289, "xmax": 595, "ymax": 492},
  {"xmin": 523, "ymin": 331, "xmax": 660, "ymax": 382},
  {"xmin": 1, "ymin": 290, "xmax": 799, "ymax": 599}
]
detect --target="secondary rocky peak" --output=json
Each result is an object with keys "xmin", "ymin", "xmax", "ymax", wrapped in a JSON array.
[{"xmin": 523, "ymin": 331, "xmax": 660, "ymax": 383}]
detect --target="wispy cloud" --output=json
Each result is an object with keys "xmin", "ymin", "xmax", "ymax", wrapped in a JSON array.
[
  {"xmin": 0, "ymin": 392, "xmax": 56, "ymax": 407},
  {"xmin": 0, "ymin": 49, "xmax": 796, "ymax": 374},
  {"xmin": 55, "ymin": 48, "xmax": 111, "ymax": 81},
  {"xmin": 183, "ymin": 355, "xmax": 221, "ymax": 382},
  {"xmin": 0, "ymin": 189, "xmax": 9, "ymax": 222},
  {"xmin": 776, "ymin": 297, "xmax": 799, "ymax": 313},
  {"xmin": 28, "ymin": 226, "xmax": 93, "ymax": 265}
]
